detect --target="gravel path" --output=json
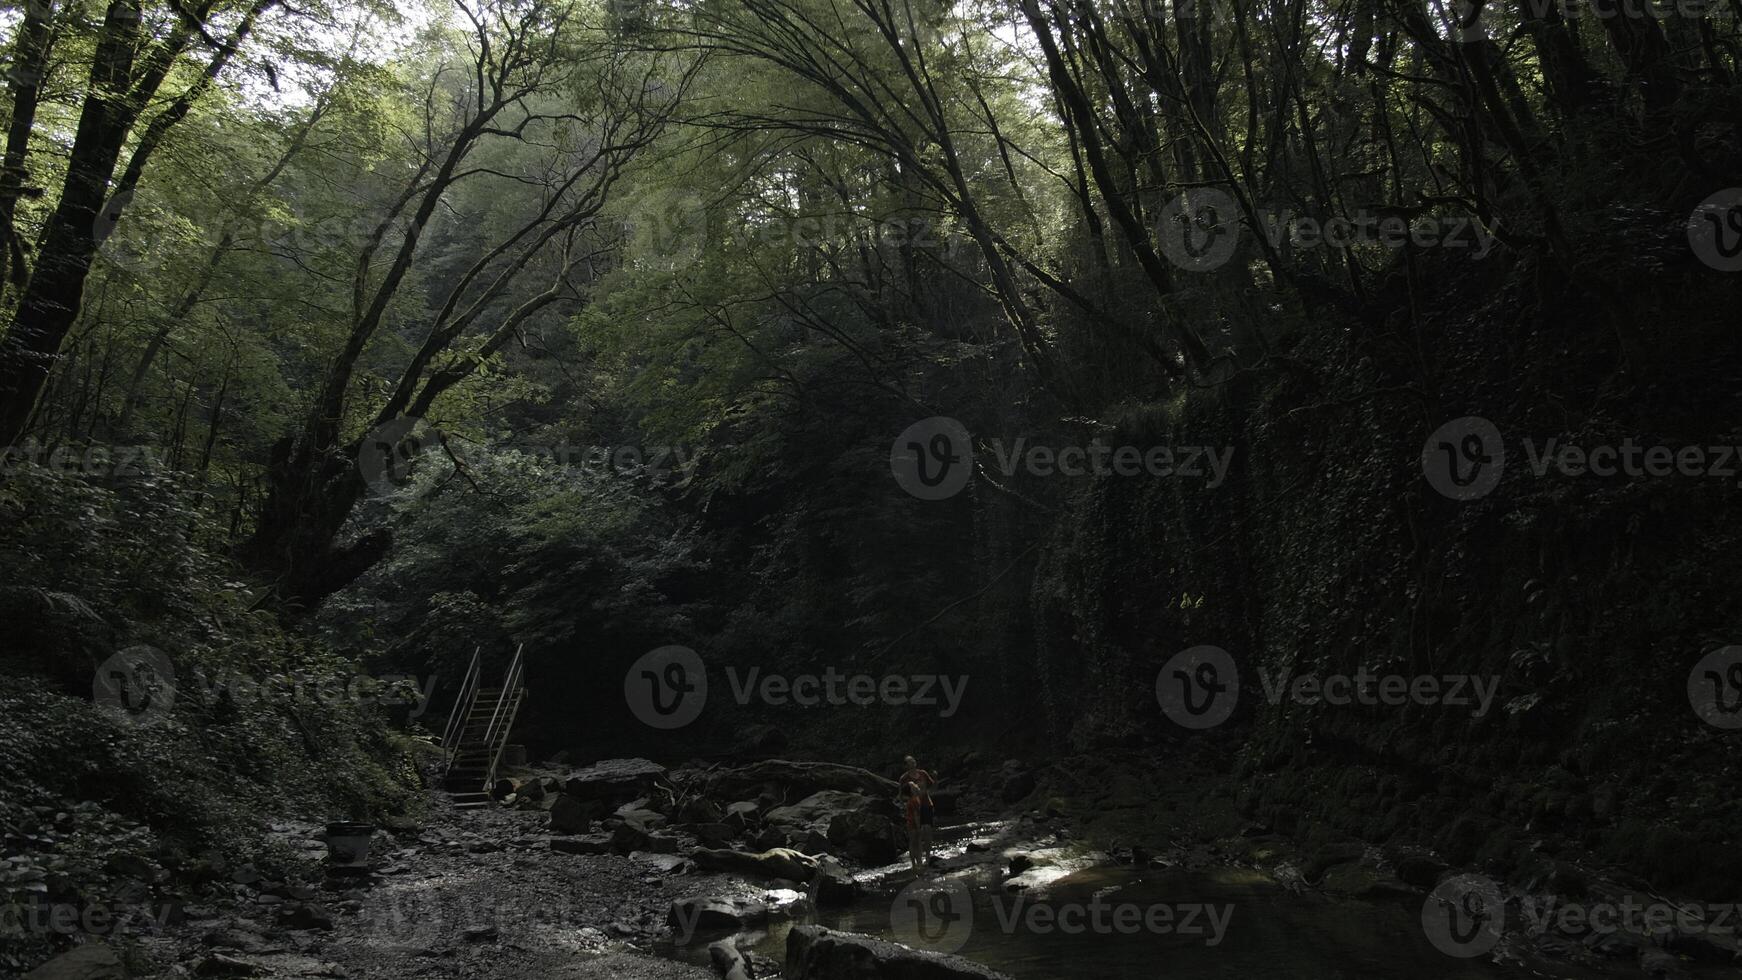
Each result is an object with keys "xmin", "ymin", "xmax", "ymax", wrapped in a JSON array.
[{"xmin": 148, "ymin": 795, "xmax": 759, "ymax": 980}]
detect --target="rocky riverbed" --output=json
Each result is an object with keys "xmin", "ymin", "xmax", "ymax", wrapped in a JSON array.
[
  {"xmin": 26, "ymin": 797, "xmax": 728, "ymax": 980},
  {"xmin": 16, "ymin": 757, "xmax": 1009, "ymax": 980},
  {"xmin": 17, "ymin": 755, "xmax": 1741, "ymax": 980}
]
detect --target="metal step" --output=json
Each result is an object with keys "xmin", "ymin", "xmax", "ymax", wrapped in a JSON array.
[{"xmin": 439, "ymin": 653, "xmax": 524, "ymax": 798}]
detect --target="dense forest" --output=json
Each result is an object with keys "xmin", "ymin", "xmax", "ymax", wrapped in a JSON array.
[{"xmin": 3, "ymin": 0, "xmax": 1741, "ymax": 976}]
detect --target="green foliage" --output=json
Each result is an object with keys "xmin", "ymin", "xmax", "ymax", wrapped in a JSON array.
[
  {"xmin": 0, "ymin": 462, "xmax": 420, "ymax": 967},
  {"xmin": 320, "ymin": 443, "xmax": 705, "ymax": 706}
]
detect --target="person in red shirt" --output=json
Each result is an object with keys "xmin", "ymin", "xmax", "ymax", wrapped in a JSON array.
[
  {"xmin": 901, "ymin": 781, "xmax": 924, "ymax": 871},
  {"xmin": 900, "ymin": 755, "xmax": 938, "ymax": 798},
  {"xmin": 899, "ymin": 755, "xmax": 938, "ymax": 868}
]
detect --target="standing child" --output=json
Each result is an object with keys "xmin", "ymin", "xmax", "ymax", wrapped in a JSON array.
[
  {"xmin": 902, "ymin": 781, "xmax": 924, "ymax": 871},
  {"xmin": 900, "ymin": 755, "xmax": 938, "ymax": 866}
]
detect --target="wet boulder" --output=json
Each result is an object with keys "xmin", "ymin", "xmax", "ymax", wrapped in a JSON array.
[
  {"xmin": 683, "ymin": 760, "xmax": 898, "ymax": 803},
  {"xmin": 564, "ymin": 758, "xmax": 668, "ymax": 809},
  {"xmin": 813, "ymin": 863, "xmax": 860, "ymax": 907},
  {"xmin": 826, "ymin": 810, "xmax": 901, "ymax": 865},
  {"xmin": 766, "ymin": 791, "xmax": 893, "ymax": 856},
  {"xmin": 667, "ymin": 896, "xmax": 769, "ymax": 936},
  {"xmin": 785, "ymin": 926, "xmax": 1011, "ymax": 980}
]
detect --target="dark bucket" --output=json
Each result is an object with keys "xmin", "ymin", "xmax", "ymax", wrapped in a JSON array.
[{"xmin": 324, "ymin": 821, "xmax": 375, "ymax": 874}]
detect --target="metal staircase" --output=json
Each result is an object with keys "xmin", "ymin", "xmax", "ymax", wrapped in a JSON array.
[{"xmin": 439, "ymin": 644, "xmax": 526, "ymax": 809}]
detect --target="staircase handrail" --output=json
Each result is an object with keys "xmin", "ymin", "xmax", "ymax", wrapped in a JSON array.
[
  {"xmin": 480, "ymin": 643, "xmax": 525, "ymax": 786},
  {"xmin": 440, "ymin": 646, "xmax": 482, "ymax": 774}
]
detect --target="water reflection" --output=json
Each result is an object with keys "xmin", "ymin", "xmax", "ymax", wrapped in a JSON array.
[{"xmin": 660, "ymin": 863, "xmax": 1665, "ymax": 979}]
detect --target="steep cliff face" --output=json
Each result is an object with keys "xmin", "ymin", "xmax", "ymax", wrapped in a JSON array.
[
  {"xmin": 1022, "ymin": 259, "xmax": 1742, "ymax": 898},
  {"xmin": 403, "ymin": 244, "xmax": 1742, "ymax": 904}
]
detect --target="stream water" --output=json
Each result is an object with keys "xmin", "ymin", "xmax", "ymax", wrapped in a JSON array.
[
  {"xmin": 662, "ymin": 865, "xmax": 1634, "ymax": 979},
  {"xmin": 654, "ymin": 823, "xmax": 1702, "ymax": 979}
]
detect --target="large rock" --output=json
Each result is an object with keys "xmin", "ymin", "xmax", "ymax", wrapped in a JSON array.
[
  {"xmin": 549, "ymin": 794, "xmax": 601, "ymax": 834},
  {"xmin": 813, "ymin": 861, "xmax": 860, "ymax": 907},
  {"xmin": 23, "ymin": 943, "xmax": 125, "ymax": 980},
  {"xmin": 799, "ymin": 829, "xmax": 831, "ymax": 856},
  {"xmin": 764, "ymin": 791, "xmax": 900, "ymax": 863},
  {"xmin": 667, "ymin": 896, "xmax": 768, "ymax": 936},
  {"xmin": 1000, "ymin": 847, "xmax": 1107, "ymax": 894},
  {"xmin": 766, "ymin": 791, "xmax": 881, "ymax": 837},
  {"xmin": 682, "ymin": 761, "xmax": 897, "ymax": 802},
  {"xmin": 785, "ymin": 926, "xmax": 1010, "ymax": 980},
  {"xmin": 611, "ymin": 822, "xmax": 652, "ymax": 854},
  {"xmin": 826, "ymin": 810, "xmax": 901, "ymax": 865},
  {"xmin": 564, "ymin": 758, "xmax": 668, "ymax": 807}
]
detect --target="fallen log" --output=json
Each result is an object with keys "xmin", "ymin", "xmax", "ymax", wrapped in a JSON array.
[
  {"xmin": 690, "ymin": 846, "xmax": 819, "ymax": 882},
  {"xmin": 690, "ymin": 847, "xmax": 860, "ymax": 906}
]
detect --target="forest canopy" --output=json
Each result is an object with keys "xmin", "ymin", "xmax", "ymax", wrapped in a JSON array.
[{"xmin": 4, "ymin": 0, "xmax": 1742, "ymax": 965}]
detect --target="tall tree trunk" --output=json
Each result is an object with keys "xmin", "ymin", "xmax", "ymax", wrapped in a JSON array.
[
  {"xmin": 0, "ymin": 0, "xmax": 57, "ymax": 295},
  {"xmin": 0, "ymin": 0, "xmax": 266, "ymax": 445}
]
